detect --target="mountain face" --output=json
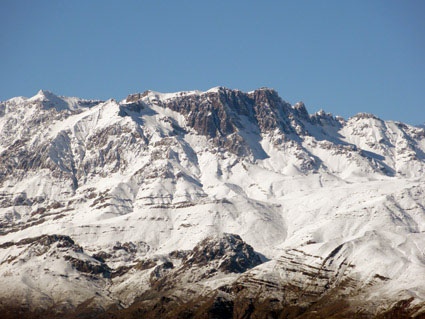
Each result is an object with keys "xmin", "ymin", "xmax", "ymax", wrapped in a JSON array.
[{"xmin": 0, "ymin": 87, "xmax": 425, "ymax": 318}]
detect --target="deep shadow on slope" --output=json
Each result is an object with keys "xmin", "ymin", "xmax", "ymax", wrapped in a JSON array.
[{"xmin": 2, "ymin": 296, "xmax": 424, "ymax": 319}]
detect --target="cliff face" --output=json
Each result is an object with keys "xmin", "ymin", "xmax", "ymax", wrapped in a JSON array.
[
  {"xmin": 132, "ymin": 88, "xmax": 314, "ymax": 158},
  {"xmin": 0, "ymin": 87, "xmax": 425, "ymax": 318}
]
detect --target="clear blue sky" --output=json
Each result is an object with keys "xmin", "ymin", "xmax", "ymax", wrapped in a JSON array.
[{"xmin": 1, "ymin": 1, "xmax": 424, "ymax": 124}]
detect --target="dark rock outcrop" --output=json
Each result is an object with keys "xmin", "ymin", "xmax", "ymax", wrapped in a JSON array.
[
  {"xmin": 183, "ymin": 233, "xmax": 262, "ymax": 273},
  {"xmin": 64, "ymin": 255, "xmax": 111, "ymax": 278}
]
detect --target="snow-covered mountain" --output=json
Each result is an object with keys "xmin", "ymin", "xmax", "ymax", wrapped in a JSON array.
[{"xmin": 1, "ymin": 87, "xmax": 425, "ymax": 318}]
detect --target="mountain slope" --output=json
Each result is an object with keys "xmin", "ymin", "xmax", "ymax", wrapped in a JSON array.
[{"xmin": 0, "ymin": 88, "xmax": 425, "ymax": 318}]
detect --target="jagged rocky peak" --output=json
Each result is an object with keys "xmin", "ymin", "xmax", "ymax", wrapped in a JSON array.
[
  {"xmin": 350, "ymin": 112, "xmax": 380, "ymax": 121},
  {"xmin": 27, "ymin": 89, "xmax": 103, "ymax": 112},
  {"xmin": 292, "ymin": 101, "xmax": 309, "ymax": 119},
  {"xmin": 29, "ymin": 89, "xmax": 66, "ymax": 107},
  {"xmin": 312, "ymin": 109, "xmax": 336, "ymax": 120},
  {"xmin": 124, "ymin": 87, "xmax": 298, "ymax": 139},
  {"xmin": 33, "ymin": 89, "xmax": 57, "ymax": 100},
  {"xmin": 247, "ymin": 86, "xmax": 279, "ymax": 102},
  {"xmin": 124, "ymin": 88, "xmax": 250, "ymax": 157},
  {"xmin": 125, "ymin": 90, "xmax": 151, "ymax": 103},
  {"xmin": 309, "ymin": 108, "xmax": 343, "ymax": 127},
  {"xmin": 183, "ymin": 233, "xmax": 263, "ymax": 273}
]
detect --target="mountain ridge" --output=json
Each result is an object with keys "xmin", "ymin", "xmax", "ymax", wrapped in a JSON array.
[{"xmin": 0, "ymin": 87, "xmax": 424, "ymax": 318}]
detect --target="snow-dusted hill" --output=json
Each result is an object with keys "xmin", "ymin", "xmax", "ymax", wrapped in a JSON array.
[{"xmin": 0, "ymin": 87, "xmax": 424, "ymax": 318}]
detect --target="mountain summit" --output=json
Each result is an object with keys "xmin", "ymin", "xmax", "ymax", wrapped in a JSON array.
[{"xmin": 0, "ymin": 88, "xmax": 424, "ymax": 318}]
